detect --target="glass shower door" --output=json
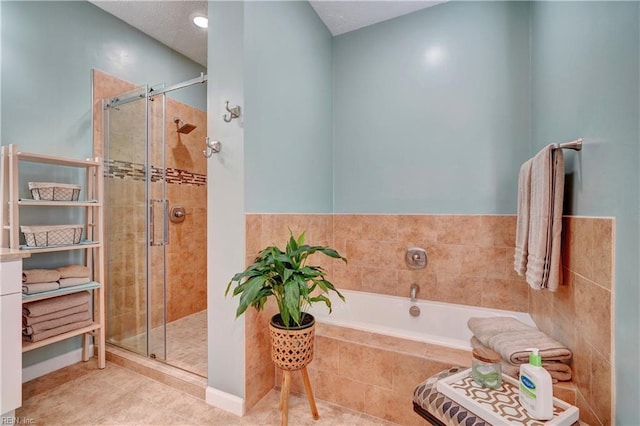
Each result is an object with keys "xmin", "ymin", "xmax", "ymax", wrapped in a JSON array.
[{"xmin": 104, "ymin": 86, "xmax": 167, "ymax": 360}]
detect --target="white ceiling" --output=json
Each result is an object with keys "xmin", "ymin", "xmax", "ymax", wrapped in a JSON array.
[
  {"xmin": 309, "ymin": 1, "xmax": 444, "ymax": 36},
  {"xmin": 90, "ymin": 0, "xmax": 445, "ymax": 67}
]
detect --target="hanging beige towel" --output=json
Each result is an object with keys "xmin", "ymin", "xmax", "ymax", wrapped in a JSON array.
[
  {"xmin": 22, "ymin": 319, "xmax": 94, "ymax": 342},
  {"xmin": 514, "ymin": 159, "xmax": 532, "ymax": 276},
  {"xmin": 22, "ymin": 302, "xmax": 90, "ymax": 326},
  {"xmin": 58, "ymin": 277, "xmax": 91, "ymax": 288},
  {"xmin": 22, "ymin": 291, "xmax": 91, "ymax": 317},
  {"xmin": 525, "ymin": 144, "xmax": 564, "ymax": 291},
  {"xmin": 23, "ymin": 310, "xmax": 92, "ymax": 334},
  {"xmin": 22, "ymin": 282, "xmax": 60, "ymax": 294},
  {"xmin": 22, "ymin": 269, "xmax": 61, "ymax": 284},
  {"xmin": 56, "ymin": 264, "xmax": 91, "ymax": 279}
]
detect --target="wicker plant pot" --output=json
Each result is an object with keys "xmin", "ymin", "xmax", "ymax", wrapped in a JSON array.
[{"xmin": 269, "ymin": 313, "xmax": 315, "ymax": 371}]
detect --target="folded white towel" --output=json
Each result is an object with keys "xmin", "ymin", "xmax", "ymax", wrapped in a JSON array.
[
  {"xmin": 514, "ymin": 159, "xmax": 532, "ymax": 276},
  {"xmin": 525, "ymin": 144, "xmax": 564, "ymax": 291}
]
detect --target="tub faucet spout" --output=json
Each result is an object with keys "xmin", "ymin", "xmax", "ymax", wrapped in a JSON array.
[{"xmin": 410, "ymin": 283, "xmax": 419, "ymax": 302}]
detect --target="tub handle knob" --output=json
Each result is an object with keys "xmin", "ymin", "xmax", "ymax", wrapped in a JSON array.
[{"xmin": 406, "ymin": 247, "xmax": 428, "ymax": 269}]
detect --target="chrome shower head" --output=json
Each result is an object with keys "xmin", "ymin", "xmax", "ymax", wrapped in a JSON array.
[{"xmin": 173, "ymin": 117, "xmax": 197, "ymax": 134}]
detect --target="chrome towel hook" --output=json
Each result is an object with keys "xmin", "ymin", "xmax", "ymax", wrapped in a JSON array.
[
  {"xmin": 203, "ymin": 137, "xmax": 221, "ymax": 158},
  {"xmin": 223, "ymin": 101, "xmax": 241, "ymax": 123}
]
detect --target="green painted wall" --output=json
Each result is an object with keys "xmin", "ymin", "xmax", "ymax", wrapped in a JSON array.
[
  {"xmin": 331, "ymin": 4, "xmax": 639, "ymax": 421},
  {"xmin": 244, "ymin": 1, "xmax": 333, "ymax": 213},
  {"xmin": 1, "ymin": 0, "xmax": 206, "ymax": 369},
  {"xmin": 207, "ymin": 0, "xmax": 245, "ymax": 399},
  {"xmin": 2, "ymin": 1, "xmax": 205, "ymax": 158},
  {"xmin": 333, "ymin": 1, "xmax": 531, "ymax": 214},
  {"xmin": 530, "ymin": 2, "xmax": 640, "ymax": 423}
]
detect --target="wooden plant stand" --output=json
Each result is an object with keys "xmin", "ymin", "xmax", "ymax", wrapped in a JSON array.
[
  {"xmin": 270, "ymin": 316, "xmax": 318, "ymax": 426},
  {"xmin": 278, "ymin": 366, "xmax": 319, "ymax": 426}
]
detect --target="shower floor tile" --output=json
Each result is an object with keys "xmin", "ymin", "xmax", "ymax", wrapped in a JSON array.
[{"xmin": 117, "ymin": 310, "xmax": 207, "ymax": 377}]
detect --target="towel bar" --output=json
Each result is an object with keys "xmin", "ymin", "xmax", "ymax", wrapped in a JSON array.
[{"xmin": 553, "ymin": 138, "xmax": 582, "ymax": 151}]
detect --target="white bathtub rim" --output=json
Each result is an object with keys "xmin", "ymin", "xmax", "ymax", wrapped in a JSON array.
[
  {"xmin": 309, "ymin": 289, "xmax": 536, "ymax": 351},
  {"xmin": 316, "ymin": 289, "xmax": 535, "ymax": 323}
]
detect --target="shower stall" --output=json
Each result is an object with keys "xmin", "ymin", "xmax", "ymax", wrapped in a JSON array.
[{"xmin": 99, "ymin": 73, "xmax": 208, "ymax": 377}]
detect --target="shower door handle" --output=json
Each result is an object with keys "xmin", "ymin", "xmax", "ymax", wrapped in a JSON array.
[
  {"xmin": 164, "ymin": 200, "xmax": 169, "ymax": 246},
  {"xmin": 149, "ymin": 199, "xmax": 168, "ymax": 247}
]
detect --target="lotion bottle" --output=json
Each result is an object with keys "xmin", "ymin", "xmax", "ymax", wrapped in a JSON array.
[{"xmin": 519, "ymin": 348, "xmax": 553, "ymax": 420}]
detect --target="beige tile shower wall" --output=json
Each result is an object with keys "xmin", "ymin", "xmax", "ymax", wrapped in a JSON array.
[
  {"xmin": 93, "ymin": 70, "xmax": 208, "ymax": 339},
  {"xmin": 93, "ymin": 70, "xmax": 141, "ymax": 342},
  {"xmin": 529, "ymin": 217, "xmax": 614, "ymax": 426},
  {"xmin": 105, "ymin": 177, "xmax": 147, "ymax": 342},
  {"xmin": 164, "ymin": 98, "xmax": 207, "ymax": 322},
  {"xmin": 92, "ymin": 69, "xmax": 137, "ymax": 158},
  {"xmin": 333, "ymin": 214, "xmax": 528, "ymax": 312}
]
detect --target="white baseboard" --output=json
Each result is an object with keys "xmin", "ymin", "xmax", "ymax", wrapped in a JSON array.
[
  {"xmin": 22, "ymin": 345, "xmax": 93, "ymax": 383},
  {"xmin": 205, "ymin": 386, "xmax": 245, "ymax": 416}
]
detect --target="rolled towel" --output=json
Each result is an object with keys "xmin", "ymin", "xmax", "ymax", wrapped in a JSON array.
[
  {"xmin": 22, "ymin": 269, "xmax": 61, "ymax": 284},
  {"xmin": 23, "ymin": 291, "xmax": 91, "ymax": 317},
  {"xmin": 23, "ymin": 310, "xmax": 92, "ymax": 334},
  {"xmin": 471, "ymin": 337, "xmax": 572, "ymax": 383},
  {"xmin": 56, "ymin": 264, "xmax": 91, "ymax": 279},
  {"xmin": 58, "ymin": 277, "xmax": 91, "ymax": 288},
  {"xmin": 468, "ymin": 317, "xmax": 572, "ymax": 364},
  {"xmin": 23, "ymin": 302, "xmax": 90, "ymax": 326},
  {"xmin": 22, "ymin": 282, "xmax": 60, "ymax": 294},
  {"xmin": 22, "ymin": 319, "xmax": 94, "ymax": 343}
]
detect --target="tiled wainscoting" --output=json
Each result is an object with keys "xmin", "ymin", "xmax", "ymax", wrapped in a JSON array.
[
  {"xmin": 530, "ymin": 217, "xmax": 614, "ymax": 425},
  {"xmin": 244, "ymin": 214, "xmax": 614, "ymax": 425},
  {"xmin": 280, "ymin": 323, "xmax": 467, "ymax": 425}
]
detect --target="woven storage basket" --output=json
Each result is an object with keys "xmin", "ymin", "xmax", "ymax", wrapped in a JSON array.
[
  {"xmin": 28, "ymin": 182, "xmax": 81, "ymax": 201},
  {"xmin": 21, "ymin": 224, "xmax": 83, "ymax": 247},
  {"xmin": 269, "ymin": 314, "xmax": 315, "ymax": 371}
]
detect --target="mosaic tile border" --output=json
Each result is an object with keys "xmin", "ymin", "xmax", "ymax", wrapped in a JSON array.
[{"xmin": 105, "ymin": 159, "xmax": 207, "ymax": 186}]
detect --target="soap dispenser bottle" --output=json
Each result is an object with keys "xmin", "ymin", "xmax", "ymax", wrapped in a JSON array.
[{"xmin": 518, "ymin": 348, "xmax": 553, "ymax": 420}]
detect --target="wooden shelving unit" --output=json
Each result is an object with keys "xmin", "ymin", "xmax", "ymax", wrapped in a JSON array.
[{"xmin": 0, "ymin": 144, "xmax": 105, "ymax": 368}]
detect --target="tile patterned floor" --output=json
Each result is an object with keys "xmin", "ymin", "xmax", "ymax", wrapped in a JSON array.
[
  {"xmin": 117, "ymin": 310, "xmax": 207, "ymax": 377},
  {"xmin": 14, "ymin": 360, "xmax": 398, "ymax": 426}
]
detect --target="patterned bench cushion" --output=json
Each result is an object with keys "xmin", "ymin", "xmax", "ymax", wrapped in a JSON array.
[{"xmin": 413, "ymin": 367, "xmax": 489, "ymax": 426}]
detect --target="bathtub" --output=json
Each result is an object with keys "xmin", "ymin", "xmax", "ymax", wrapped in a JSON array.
[{"xmin": 308, "ymin": 289, "xmax": 535, "ymax": 351}]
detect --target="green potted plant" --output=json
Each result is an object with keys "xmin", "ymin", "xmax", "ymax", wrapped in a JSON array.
[{"xmin": 225, "ymin": 231, "xmax": 346, "ymax": 370}]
